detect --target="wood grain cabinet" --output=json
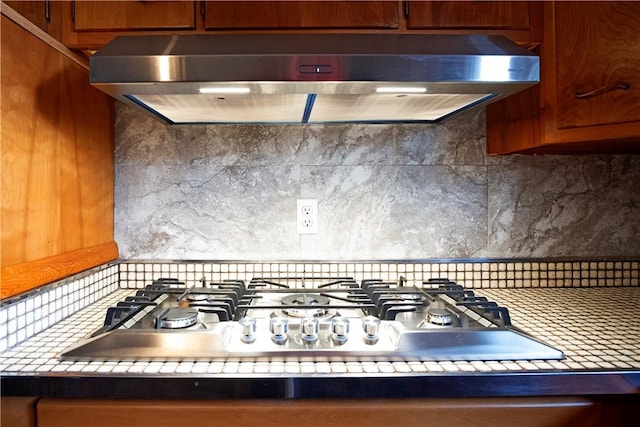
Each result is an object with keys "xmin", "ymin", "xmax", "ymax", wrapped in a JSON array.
[
  {"xmin": 3, "ymin": 1, "xmax": 61, "ymax": 39},
  {"xmin": 487, "ymin": 1, "xmax": 640, "ymax": 154},
  {"xmin": 56, "ymin": 1, "xmax": 541, "ymax": 50},
  {"xmin": 71, "ymin": 0, "xmax": 195, "ymax": 31},
  {"xmin": 61, "ymin": 0, "xmax": 196, "ymax": 49},
  {"xmin": 1, "ymin": 397, "xmax": 37, "ymax": 427},
  {"xmin": 36, "ymin": 397, "xmax": 602, "ymax": 427},
  {"xmin": 405, "ymin": 1, "xmax": 541, "ymax": 44},
  {"xmin": 1, "ymin": 10, "xmax": 117, "ymax": 298},
  {"xmin": 203, "ymin": 1, "xmax": 399, "ymax": 30},
  {"xmin": 60, "ymin": 0, "xmax": 398, "ymax": 49},
  {"xmin": 554, "ymin": 1, "xmax": 640, "ymax": 130}
]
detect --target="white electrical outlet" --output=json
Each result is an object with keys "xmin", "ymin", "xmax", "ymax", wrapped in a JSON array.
[{"xmin": 297, "ymin": 199, "xmax": 318, "ymax": 234}]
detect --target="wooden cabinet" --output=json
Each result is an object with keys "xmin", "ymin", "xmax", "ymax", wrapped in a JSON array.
[
  {"xmin": 1, "ymin": 9, "xmax": 117, "ymax": 298},
  {"xmin": 1, "ymin": 397, "xmax": 37, "ymax": 427},
  {"xmin": 204, "ymin": 1, "xmax": 399, "ymax": 30},
  {"xmin": 554, "ymin": 2, "xmax": 640, "ymax": 130},
  {"xmin": 3, "ymin": 1, "xmax": 61, "ymax": 39},
  {"xmin": 57, "ymin": 1, "xmax": 541, "ymax": 50},
  {"xmin": 72, "ymin": 1, "xmax": 195, "ymax": 31},
  {"xmin": 487, "ymin": 2, "xmax": 640, "ymax": 154},
  {"xmin": 61, "ymin": 1, "xmax": 196, "ymax": 49},
  {"xmin": 61, "ymin": 1, "xmax": 398, "ymax": 49},
  {"xmin": 37, "ymin": 397, "xmax": 602, "ymax": 427},
  {"xmin": 406, "ymin": 1, "xmax": 541, "ymax": 43}
]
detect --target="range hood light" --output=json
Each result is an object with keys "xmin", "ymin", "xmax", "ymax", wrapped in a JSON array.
[
  {"xmin": 158, "ymin": 56, "xmax": 171, "ymax": 81},
  {"xmin": 199, "ymin": 87, "xmax": 251, "ymax": 94},
  {"xmin": 375, "ymin": 87, "xmax": 428, "ymax": 94},
  {"xmin": 478, "ymin": 56, "xmax": 513, "ymax": 82}
]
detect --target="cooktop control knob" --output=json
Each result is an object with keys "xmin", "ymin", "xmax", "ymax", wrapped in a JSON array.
[
  {"xmin": 362, "ymin": 316, "xmax": 381, "ymax": 344},
  {"xmin": 239, "ymin": 317, "xmax": 257, "ymax": 343},
  {"xmin": 331, "ymin": 317, "xmax": 350, "ymax": 344},
  {"xmin": 300, "ymin": 317, "xmax": 319, "ymax": 343},
  {"xmin": 270, "ymin": 317, "xmax": 289, "ymax": 344}
]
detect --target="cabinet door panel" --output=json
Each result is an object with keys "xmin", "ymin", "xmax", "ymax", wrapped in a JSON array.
[
  {"xmin": 4, "ymin": 1, "xmax": 49, "ymax": 32},
  {"xmin": 2, "ymin": 15, "xmax": 63, "ymax": 266},
  {"xmin": 37, "ymin": 397, "xmax": 601, "ymax": 427},
  {"xmin": 204, "ymin": 1, "xmax": 398, "ymax": 29},
  {"xmin": 1, "ymin": 397, "xmax": 37, "ymax": 427},
  {"xmin": 407, "ymin": 1, "xmax": 530, "ymax": 29},
  {"xmin": 73, "ymin": 1, "xmax": 195, "ymax": 31},
  {"xmin": 1, "ymin": 15, "xmax": 116, "ymax": 296},
  {"xmin": 5, "ymin": 0, "xmax": 62, "ymax": 40},
  {"xmin": 555, "ymin": 1, "xmax": 640, "ymax": 129}
]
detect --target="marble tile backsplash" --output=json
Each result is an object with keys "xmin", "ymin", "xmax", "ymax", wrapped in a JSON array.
[{"xmin": 115, "ymin": 102, "xmax": 640, "ymax": 260}]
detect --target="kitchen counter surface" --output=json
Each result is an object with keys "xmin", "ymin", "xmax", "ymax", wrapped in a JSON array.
[{"xmin": 2, "ymin": 287, "xmax": 639, "ymax": 399}]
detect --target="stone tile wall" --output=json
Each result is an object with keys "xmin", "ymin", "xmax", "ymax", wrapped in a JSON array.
[{"xmin": 114, "ymin": 102, "xmax": 640, "ymax": 260}]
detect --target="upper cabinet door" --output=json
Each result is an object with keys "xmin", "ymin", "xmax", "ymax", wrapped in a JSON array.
[
  {"xmin": 204, "ymin": 1, "xmax": 399, "ymax": 29},
  {"xmin": 486, "ymin": 2, "xmax": 640, "ymax": 154},
  {"xmin": 72, "ymin": 0, "xmax": 195, "ymax": 31},
  {"xmin": 4, "ymin": 1, "xmax": 62, "ymax": 39},
  {"xmin": 5, "ymin": 1, "xmax": 49, "ymax": 33},
  {"xmin": 405, "ymin": 1, "xmax": 541, "ymax": 43},
  {"xmin": 555, "ymin": 1, "xmax": 640, "ymax": 129},
  {"xmin": 407, "ymin": 1, "xmax": 529, "ymax": 28}
]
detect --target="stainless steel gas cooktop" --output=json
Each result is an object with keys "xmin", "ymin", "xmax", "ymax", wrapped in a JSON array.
[{"xmin": 60, "ymin": 277, "xmax": 564, "ymax": 362}]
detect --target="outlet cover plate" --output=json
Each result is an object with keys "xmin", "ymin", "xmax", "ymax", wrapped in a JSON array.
[{"xmin": 297, "ymin": 199, "xmax": 318, "ymax": 234}]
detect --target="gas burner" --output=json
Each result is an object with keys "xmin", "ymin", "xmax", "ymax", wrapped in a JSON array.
[
  {"xmin": 185, "ymin": 287, "xmax": 221, "ymax": 303},
  {"xmin": 385, "ymin": 292, "xmax": 423, "ymax": 301},
  {"xmin": 280, "ymin": 293, "xmax": 331, "ymax": 318},
  {"xmin": 156, "ymin": 307, "xmax": 199, "ymax": 329},
  {"xmin": 185, "ymin": 288, "xmax": 216, "ymax": 302},
  {"xmin": 426, "ymin": 308, "xmax": 452, "ymax": 325}
]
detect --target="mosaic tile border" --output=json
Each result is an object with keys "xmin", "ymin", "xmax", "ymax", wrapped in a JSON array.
[
  {"xmin": 2, "ymin": 288, "xmax": 639, "ymax": 376},
  {"xmin": 0, "ymin": 265, "xmax": 119, "ymax": 353},
  {"xmin": 117, "ymin": 259, "xmax": 640, "ymax": 289},
  {"xmin": 1, "ymin": 259, "xmax": 638, "ymax": 352}
]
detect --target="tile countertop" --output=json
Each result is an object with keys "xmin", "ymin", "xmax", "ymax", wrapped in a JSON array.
[{"xmin": 1, "ymin": 287, "xmax": 639, "ymax": 399}]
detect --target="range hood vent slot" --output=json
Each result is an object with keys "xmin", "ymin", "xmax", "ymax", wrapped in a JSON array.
[{"xmin": 90, "ymin": 34, "xmax": 539, "ymax": 125}]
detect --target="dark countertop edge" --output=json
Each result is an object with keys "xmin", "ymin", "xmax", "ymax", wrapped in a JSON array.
[{"xmin": 2, "ymin": 371, "xmax": 638, "ymax": 399}]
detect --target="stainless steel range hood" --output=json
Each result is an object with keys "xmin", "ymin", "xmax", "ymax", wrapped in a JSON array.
[{"xmin": 90, "ymin": 33, "xmax": 539, "ymax": 125}]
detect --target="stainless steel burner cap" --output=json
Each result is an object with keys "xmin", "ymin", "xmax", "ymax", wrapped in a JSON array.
[
  {"xmin": 281, "ymin": 293, "xmax": 330, "ymax": 318},
  {"xmin": 157, "ymin": 308, "xmax": 199, "ymax": 329},
  {"xmin": 186, "ymin": 288, "xmax": 214, "ymax": 301},
  {"xmin": 426, "ymin": 308, "xmax": 452, "ymax": 326}
]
